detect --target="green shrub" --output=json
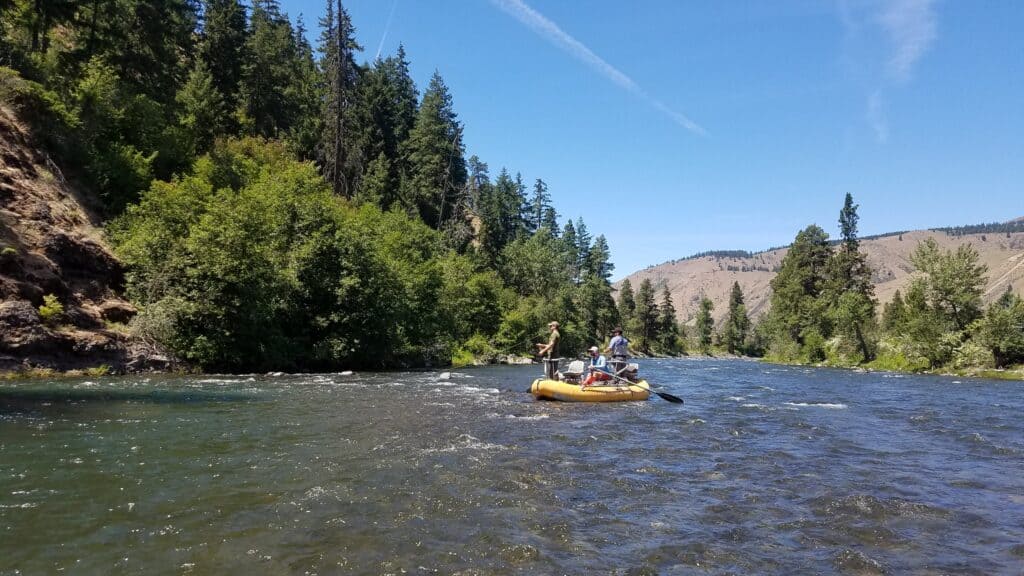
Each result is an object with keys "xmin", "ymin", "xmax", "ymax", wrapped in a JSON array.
[
  {"xmin": 450, "ymin": 347, "xmax": 476, "ymax": 368},
  {"xmin": 867, "ymin": 337, "xmax": 930, "ymax": 372},
  {"xmin": 950, "ymin": 340, "xmax": 992, "ymax": 370},
  {"xmin": 38, "ymin": 294, "xmax": 64, "ymax": 325},
  {"xmin": 84, "ymin": 365, "xmax": 111, "ymax": 377}
]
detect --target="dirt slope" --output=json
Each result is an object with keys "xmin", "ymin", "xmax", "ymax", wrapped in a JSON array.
[
  {"xmin": 622, "ymin": 229, "xmax": 1024, "ymax": 327},
  {"xmin": 0, "ymin": 105, "xmax": 165, "ymax": 372}
]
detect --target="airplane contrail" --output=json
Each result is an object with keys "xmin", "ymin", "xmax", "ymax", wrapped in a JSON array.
[
  {"xmin": 489, "ymin": 0, "xmax": 706, "ymax": 136},
  {"xmin": 375, "ymin": 0, "xmax": 400, "ymax": 60}
]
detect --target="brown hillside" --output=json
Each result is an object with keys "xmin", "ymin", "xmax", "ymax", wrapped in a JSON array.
[
  {"xmin": 0, "ymin": 105, "xmax": 165, "ymax": 372},
  {"xmin": 621, "ymin": 229, "xmax": 1024, "ymax": 327}
]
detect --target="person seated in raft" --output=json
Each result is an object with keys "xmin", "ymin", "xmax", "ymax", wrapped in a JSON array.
[{"xmin": 582, "ymin": 346, "xmax": 612, "ymax": 387}]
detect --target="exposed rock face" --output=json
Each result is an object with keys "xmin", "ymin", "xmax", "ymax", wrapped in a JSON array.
[{"xmin": 0, "ymin": 105, "xmax": 163, "ymax": 373}]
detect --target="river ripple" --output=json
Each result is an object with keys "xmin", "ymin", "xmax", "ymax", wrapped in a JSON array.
[{"xmin": 1, "ymin": 359, "xmax": 1023, "ymax": 574}]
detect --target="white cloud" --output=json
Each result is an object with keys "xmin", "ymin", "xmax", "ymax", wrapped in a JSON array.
[
  {"xmin": 490, "ymin": 0, "xmax": 706, "ymax": 136},
  {"xmin": 880, "ymin": 0, "xmax": 937, "ymax": 82},
  {"xmin": 866, "ymin": 90, "xmax": 888, "ymax": 142}
]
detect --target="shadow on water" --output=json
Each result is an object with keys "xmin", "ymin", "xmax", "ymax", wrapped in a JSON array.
[{"xmin": 0, "ymin": 387, "xmax": 260, "ymax": 416}]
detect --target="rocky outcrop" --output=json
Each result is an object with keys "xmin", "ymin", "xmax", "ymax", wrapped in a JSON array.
[{"xmin": 0, "ymin": 105, "xmax": 167, "ymax": 373}]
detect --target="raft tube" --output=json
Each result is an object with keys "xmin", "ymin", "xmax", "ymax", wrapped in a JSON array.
[{"xmin": 530, "ymin": 378, "xmax": 651, "ymax": 402}]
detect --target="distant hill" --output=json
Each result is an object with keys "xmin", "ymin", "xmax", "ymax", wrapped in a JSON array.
[{"xmin": 620, "ymin": 225, "xmax": 1024, "ymax": 327}]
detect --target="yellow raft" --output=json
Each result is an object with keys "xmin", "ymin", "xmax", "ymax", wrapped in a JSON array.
[{"xmin": 530, "ymin": 378, "xmax": 651, "ymax": 402}]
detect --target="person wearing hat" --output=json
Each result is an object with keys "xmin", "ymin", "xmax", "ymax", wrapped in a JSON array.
[
  {"xmin": 605, "ymin": 327, "xmax": 631, "ymax": 360},
  {"xmin": 582, "ymin": 345, "xmax": 611, "ymax": 387},
  {"xmin": 535, "ymin": 321, "xmax": 561, "ymax": 359},
  {"xmin": 536, "ymin": 321, "xmax": 562, "ymax": 380}
]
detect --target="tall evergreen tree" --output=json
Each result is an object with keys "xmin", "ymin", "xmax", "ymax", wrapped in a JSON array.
[
  {"xmin": 317, "ymin": 0, "xmax": 360, "ymax": 196},
  {"xmin": 574, "ymin": 217, "xmax": 591, "ymax": 284},
  {"xmin": 765, "ymin": 224, "xmax": 833, "ymax": 359},
  {"xmin": 723, "ymin": 281, "xmax": 750, "ymax": 354},
  {"xmin": 242, "ymin": 0, "xmax": 299, "ymax": 136},
  {"xmin": 561, "ymin": 220, "xmax": 578, "ymax": 268},
  {"xmin": 199, "ymin": 0, "xmax": 247, "ymax": 115},
  {"xmin": 881, "ymin": 290, "xmax": 908, "ymax": 333},
  {"xmin": 635, "ymin": 279, "xmax": 658, "ymax": 353},
  {"xmin": 695, "ymin": 296, "xmax": 714, "ymax": 353},
  {"xmin": 587, "ymin": 235, "xmax": 614, "ymax": 280},
  {"xmin": 401, "ymin": 71, "xmax": 466, "ymax": 227},
  {"xmin": 657, "ymin": 286, "xmax": 680, "ymax": 353},
  {"xmin": 350, "ymin": 49, "xmax": 417, "ymax": 206},
  {"xmin": 826, "ymin": 193, "xmax": 876, "ymax": 361},
  {"xmin": 529, "ymin": 178, "xmax": 552, "ymax": 233},
  {"xmin": 616, "ymin": 279, "xmax": 636, "ymax": 330},
  {"xmin": 177, "ymin": 59, "xmax": 226, "ymax": 154}
]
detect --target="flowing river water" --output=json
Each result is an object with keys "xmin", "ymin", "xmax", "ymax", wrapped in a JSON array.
[{"xmin": 1, "ymin": 359, "xmax": 1023, "ymax": 575}]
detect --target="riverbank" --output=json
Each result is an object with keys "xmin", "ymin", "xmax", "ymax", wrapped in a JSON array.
[{"xmin": 759, "ymin": 356, "xmax": 1024, "ymax": 381}]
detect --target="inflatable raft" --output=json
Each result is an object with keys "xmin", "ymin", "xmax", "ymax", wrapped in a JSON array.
[{"xmin": 530, "ymin": 378, "xmax": 652, "ymax": 402}]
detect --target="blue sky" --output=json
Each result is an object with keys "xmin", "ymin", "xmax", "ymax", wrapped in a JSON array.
[{"xmin": 280, "ymin": 0, "xmax": 1023, "ymax": 278}]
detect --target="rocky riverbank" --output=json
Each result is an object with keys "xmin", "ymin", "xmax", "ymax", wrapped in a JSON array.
[{"xmin": 0, "ymin": 106, "xmax": 169, "ymax": 375}]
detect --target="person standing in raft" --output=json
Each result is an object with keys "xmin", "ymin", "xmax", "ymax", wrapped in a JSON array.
[
  {"xmin": 605, "ymin": 327, "xmax": 631, "ymax": 375},
  {"xmin": 582, "ymin": 346, "xmax": 611, "ymax": 387},
  {"xmin": 535, "ymin": 321, "xmax": 561, "ymax": 379}
]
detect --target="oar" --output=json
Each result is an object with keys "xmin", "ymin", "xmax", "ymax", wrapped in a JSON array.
[{"xmin": 600, "ymin": 369, "xmax": 684, "ymax": 404}]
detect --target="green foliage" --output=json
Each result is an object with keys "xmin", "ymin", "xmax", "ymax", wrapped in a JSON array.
[
  {"xmin": 695, "ymin": 296, "xmax": 714, "ymax": 354},
  {"xmin": 635, "ymin": 279, "xmax": 658, "ymax": 353},
  {"xmin": 723, "ymin": 281, "xmax": 750, "ymax": 354},
  {"xmin": 910, "ymin": 238, "xmax": 988, "ymax": 331},
  {"xmin": 972, "ymin": 290, "xmax": 1024, "ymax": 368},
  {"xmin": 4, "ymin": 2, "xmax": 629, "ymax": 372},
  {"xmin": 765, "ymin": 224, "xmax": 832, "ymax": 360},
  {"xmin": 38, "ymin": 293, "xmax": 63, "ymax": 324},
  {"xmin": 401, "ymin": 72, "xmax": 466, "ymax": 227},
  {"xmin": 866, "ymin": 336, "xmax": 931, "ymax": 372},
  {"xmin": 499, "ymin": 227, "xmax": 571, "ymax": 298},
  {"xmin": 177, "ymin": 59, "xmax": 227, "ymax": 155}
]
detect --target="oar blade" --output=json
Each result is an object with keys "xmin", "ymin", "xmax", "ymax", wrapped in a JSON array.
[{"xmin": 654, "ymin": 390, "xmax": 684, "ymax": 404}]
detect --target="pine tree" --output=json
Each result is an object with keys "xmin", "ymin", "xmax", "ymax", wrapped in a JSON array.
[
  {"xmin": 243, "ymin": 0, "xmax": 298, "ymax": 136},
  {"xmin": 479, "ymin": 168, "xmax": 520, "ymax": 263},
  {"xmin": 826, "ymin": 193, "xmax": 876, "ymax": 361},
  {"xmin": 881, "ymin": 290, "xmax": 908, "ymax": 332},
  {"xmin": 617, "ymin": 279, "xmax": 637, "ymax": 329},
  {"xmin": 561, "ymin": 220, "xmax": 578, "ymax": 269},
  {"xmin": 696, "ymin": 296, "xmax": 714, "ymax": 353},
  {"xmin": 587, "ymin": 235, "xmax": 614, "ymax": 281},
  {"xmin": 635, "ymin": 279, "xmax": 658, "ymax": 353},
  {"xmin": 574, "ymin": 217, "xmax": 591, "ymax": 284},
  {"xmin": 530, "ymin": 178, "xmax": 552, "ymax": 233},
  {"xmin": 400, "ymin": 71, "xmax": 466, "ymax": 227},
  {"xmin": 350, "ymin": 46, "xmax": 418, "ymax": 207},
  {"xmin": 542, "ymin": 206, "xmax": 559, "ymax": 235},
  {"xmin": 318, "ymin": 0, "xmax": 361, "ymax": 196},
  {"xmin": 199, "ymin": 0, "xmax": 247, "ymax": 116},
  {"xmin": 657, "ymin": 286, "xmax": 680, "ymax": 353},
  {"xmin": 177, "ymin": 59, "xmax": 226, "ymax": 154},
  {"xmin": 723, "ymin": 281, "xmax": 750, "ymax": 354},
  {"xmin": 466, "ymin": 155, "xmax": 489, "ymax": 212},
  {"xmin": 765, "ymin": 224, "xmax": 833, "ymax": 359}
]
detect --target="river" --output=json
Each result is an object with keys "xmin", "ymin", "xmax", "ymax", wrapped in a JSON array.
[{"xmin": 1, "ymin": 359, "xmax": 1023, "ymax": 574}]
